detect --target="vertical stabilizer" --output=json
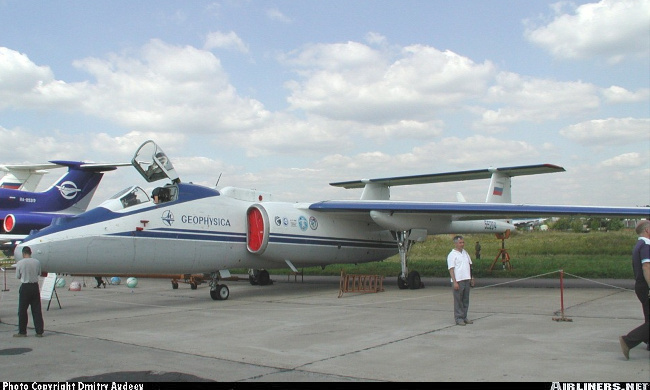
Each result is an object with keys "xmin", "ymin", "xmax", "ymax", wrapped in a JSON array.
[
  {"xmin": 485, "ymin": 168, "xmax": 512, "ymax": 203},
  {"xmin": 360, "ymin": 181, "xmax": 390, "ymax": 200}
]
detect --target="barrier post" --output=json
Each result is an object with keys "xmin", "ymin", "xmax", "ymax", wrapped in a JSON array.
[{"xmin": 552, "ymin": 269, "xmax": 573, "ymax": 322}]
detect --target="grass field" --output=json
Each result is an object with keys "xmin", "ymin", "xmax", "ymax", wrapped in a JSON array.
[{"xmin": 280, "ymin": 229, "xmax": 639, "ymax": 280}]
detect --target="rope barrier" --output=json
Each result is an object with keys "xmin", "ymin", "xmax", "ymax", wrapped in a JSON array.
[{"xmin": 473, "ymin": 269, "xmax": 633, "ymax": 322}]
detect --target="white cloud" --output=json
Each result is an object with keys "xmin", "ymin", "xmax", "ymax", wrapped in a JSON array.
[
  {"xmin": 525, "ymin": 0, "xmax": 650, "ymax": 63},
  {"xmin": 204, "ymin": 31, "xmax": 249, "ymax": 53},
  {"xmin": 71, "ymin": 39, "xmax": 269, "ymax": 133},
  {"xmin": 0, "ymin": 47, "xmax": 83, "ymax": 110},
  {"xmin": 559, "ymin": 117, "xmax": 650, "ymax": 145},
  {"xmin": 600, "ymin": 152, "xmax": 644, "ymax": 168},
  {"xmin": 283, "ymin": 42, "xmax": 495, "ymax": 123},
  {"xmin": 365, "ymin": 32, "xmax": 387, "ymax": 46},
  {"xmin": 479, "ymin": 72, "xmax": 600, "ymax": 128},
  {"xmin": 601, "ymin": 85, "xmax": 650, "ymax": 103},
  {"xmin": 266, "ymin": 8, "xmax": 292, "ymax": 23}
]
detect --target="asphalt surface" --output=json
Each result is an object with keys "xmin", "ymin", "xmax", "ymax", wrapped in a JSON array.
[{"xmin": 0, "ymin": 269, "xmax": 648, "ymax": 383}]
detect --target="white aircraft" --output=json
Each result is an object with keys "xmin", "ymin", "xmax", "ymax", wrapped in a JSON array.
[
  {"xmin": 14, "ymin": 140, "xmax": 650, "ymax": 300},
  {"xmin": 0, "ymin": 163, "xmax": 65, "ymax": 191}
]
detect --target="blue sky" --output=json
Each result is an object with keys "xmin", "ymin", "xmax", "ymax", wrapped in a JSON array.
[{"xmin": 0, "ymin": 0, "xmax": 648, "ymax": 208}]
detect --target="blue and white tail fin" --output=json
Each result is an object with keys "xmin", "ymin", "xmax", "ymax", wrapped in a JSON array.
[
  {"xmin": 37, "ymin": 161, "xmax": 131, "ymax": 214},
  {"xmin": 1, "ymin": 161, "xmax": 131, "ymax": 236}
]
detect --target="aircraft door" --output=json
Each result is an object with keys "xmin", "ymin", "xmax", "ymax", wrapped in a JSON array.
[{"xmin": 246, "ymin": 205, "xmax": 269, "ymax": 254}]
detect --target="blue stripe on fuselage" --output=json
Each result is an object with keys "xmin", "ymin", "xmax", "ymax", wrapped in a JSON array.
[
  {"xmin": 103, "ymin": 228, "xmax": 394, "ymax": 250},
  {"xmin": 24, "ymin": 183, "xmax": 221, "ymax": 241}
]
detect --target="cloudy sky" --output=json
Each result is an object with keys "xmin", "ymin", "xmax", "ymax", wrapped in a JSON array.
[{"xmin": 1, "ymin": 0, "xmax": 648, "ymax": 208}]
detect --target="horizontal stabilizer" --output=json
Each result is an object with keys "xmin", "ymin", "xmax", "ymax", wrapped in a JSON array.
[
  {"xmin": 49, "ymin": 161, "xmax": 132, "ymax": 172},
  {"xmin": 330, "ymin": 164, "xmax": 565, "ymax": 189}
]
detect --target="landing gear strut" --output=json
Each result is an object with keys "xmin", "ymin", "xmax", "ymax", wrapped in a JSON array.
[{"xmin": 394, "ymin": 229, "xmax": 426, "ymax": 290}]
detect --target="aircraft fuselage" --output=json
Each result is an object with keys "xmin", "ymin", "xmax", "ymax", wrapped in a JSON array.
[{"xmin": 17, "ymin": 182, "xmax": 513, "ymax": 275}]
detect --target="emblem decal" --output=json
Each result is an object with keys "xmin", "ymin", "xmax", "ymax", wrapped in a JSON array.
[
  {"xmin": 275, "ymin": 216, "xmax": 282, "ymax": 226},
  {"xmin": 57, "ymin": 181, "xmax": 80, "ymax": 200},
  {"xmin": 309, "ymin": 216, "xmax": 318, "ymax": 230},
  {"xmin": 161, "ymin": 210, "xmax": 175, "ymax": 226},
  {"xmin": 298, "ymin": 216, "xmax": 308, "ymax": 231}
]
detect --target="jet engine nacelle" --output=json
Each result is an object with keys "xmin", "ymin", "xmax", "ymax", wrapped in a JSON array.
[
  {"xmin": 246, "ymin": 204, "xmax": 270, "ymax": 255},
  {"xmin": 3, "ymin": 213, "xmax": 55, "ymax": 234}
]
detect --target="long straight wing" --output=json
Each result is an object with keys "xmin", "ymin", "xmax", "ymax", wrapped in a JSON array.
[{"xmin": 309, "ymin": 200, "xmax": 650, "ymax": 220}]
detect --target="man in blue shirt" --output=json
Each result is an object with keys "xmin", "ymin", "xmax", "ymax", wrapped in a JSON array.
[
  {"xmin": 14, "ymin": 246, "xmax": 44, "ymax": 337},
  {"xmin": 619, "ymin": 220, "xmax": 650, "ymax": 359}
]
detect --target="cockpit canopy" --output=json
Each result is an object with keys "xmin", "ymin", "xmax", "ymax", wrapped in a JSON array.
[{"xmin": 132, "ymin": 140, "xmax": 180, "ymax": 184}]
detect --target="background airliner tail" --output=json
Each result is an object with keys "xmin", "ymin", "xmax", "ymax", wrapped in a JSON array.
[
  {"xmin": 0, "ymin": 163, "xmax": 63, "ymax": 191},
  {"xmin": 36, "ymin": 161, "xmax": 114, "ymax": 213},
  {"xmin": 1, "ymin": 161, "xmax": 130, "ymax": 235}
]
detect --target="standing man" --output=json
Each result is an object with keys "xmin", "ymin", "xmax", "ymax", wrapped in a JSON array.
[
  {"xmin": 475, "ymin": 241, "xmax": 481, "ymax": 260},
  {"xmin": 619, "ymin": 219, "xmax": 650, "ymax": 359},
  {"xmin": 448, "ymin": 235, "xmax": 475, "ymax": 326},
  {"xmin": 14, "ymin": 246, "xmax": 44, "ymax": 337}
]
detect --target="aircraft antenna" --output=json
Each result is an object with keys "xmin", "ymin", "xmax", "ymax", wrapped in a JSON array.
[{"xmin": 215, "ymin": 173, "xmax": 222, "ymax": 188}]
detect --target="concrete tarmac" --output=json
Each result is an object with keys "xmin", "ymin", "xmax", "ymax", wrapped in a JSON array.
[{"xmin": 0, "ymin": 270, "xmax": 648, "ymax": 383}]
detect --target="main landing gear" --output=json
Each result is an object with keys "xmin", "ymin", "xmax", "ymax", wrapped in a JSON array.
[
  {"xmin": 209, "ymin": 272, "xmax": 230, "ymax": 301},
  {"xmin": 394, "ymin": 229, "xmax": 426, "ymax": 290},
  {"xmin": 248, "ymin": 269, "xmax": 273, "ymax": 286}
]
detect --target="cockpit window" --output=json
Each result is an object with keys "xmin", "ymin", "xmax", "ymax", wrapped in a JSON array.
[
  {"xmin": 121, "ymin": 187, "xmax": 148, "ymax": 208},
  {"xmin": 101, "ymin": 186, "xmax": 150, "ymax": 211},
  {"xmin": 151, "ymin": 184, "xmax": 177, "ymax": 204}
]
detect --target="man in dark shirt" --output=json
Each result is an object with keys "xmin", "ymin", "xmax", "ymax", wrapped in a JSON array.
[{"xmin": 619, "ymin": 220, "xmax": 650, "ymax": 359}]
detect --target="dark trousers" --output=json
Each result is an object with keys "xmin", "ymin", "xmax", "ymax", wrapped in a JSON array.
[
  {"xmin": 622, "ymin": 282, "xmax": 649, "ymax": 348},
  {"xmin": 18, "ymin": 283, "xmax": 44, "ymax": 335}
]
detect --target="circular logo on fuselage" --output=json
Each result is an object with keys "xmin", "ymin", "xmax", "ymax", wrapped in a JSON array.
[
  {"xmin": 309, "ymin": 216, "xmax": 318, "ymax": 230},
  {"xmin": 161, "ymin": 210, "xmax": 174, "ymax": 226},
  {"xmin": 298, "ymin": 216, "xmax": 308, "ymax": 231}
]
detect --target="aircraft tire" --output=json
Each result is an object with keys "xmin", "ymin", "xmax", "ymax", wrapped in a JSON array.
[
  {"xmin": 172, "ymin": 281, "xmax": 178, "ymax": 289},
  {"xmin": 190, "ymin": 282, "xmax": 197, "ymax": 290},
  {"xmin": 249, "ymin": 274, "xmax": 258, "ymax": 285},
  {"xmin": 210, "ymin": 284, "xmax": 229, "ymax": 300},
  {"xmin": 258, "ymin": 270, "xmax": 271, "ymax": 286},
  {"xmin": 407, "ymin": 271, "xmax": 421, "ymax": 290},
  {"xmin": 397, "ymin": 276, "xmax": 408, "ymax": 290}
]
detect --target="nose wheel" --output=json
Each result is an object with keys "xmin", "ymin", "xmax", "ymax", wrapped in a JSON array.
[
  {"xmin": 209, "ymin": 271, "xmax": 230, "ymax": 300},
  {"xmin": 210, "ymin": 284, "xmax": 229, "ymax": 300}
]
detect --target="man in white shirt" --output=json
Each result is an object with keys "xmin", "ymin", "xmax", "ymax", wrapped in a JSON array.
[
  {"xmin": 447, "ymin": 235, "xmax": 475, "ymax": 326},
  {"xmin": 14, "ymin": 246, "xmax": 44, "ymax": 337}
]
